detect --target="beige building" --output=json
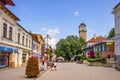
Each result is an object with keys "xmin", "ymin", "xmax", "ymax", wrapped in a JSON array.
[
  {"xmin": 0, "ymin": 1, "xmax": 32, "ymax": 68},
  {"xmin": 79, "ymin": 23, "xmax": 87, "ymax": 41},
  {"xmin": 15, "ymin": 23, "xmax": 32, "ymax": 67},
  {"xmin": 0, "ymin": 1, "xmax": 19, "ymax": 68}
]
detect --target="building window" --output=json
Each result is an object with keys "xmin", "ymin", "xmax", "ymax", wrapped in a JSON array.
[
  {"xmin": 29, "ymin": 40, "xmax": 31, "ymax": 48},
  {"xmin": 9, "ymin": 27, "xmax": 12, "ymax": 40},
  {"xmin": 33, "ymin": 44, "xmax": 35, "ymax": 50},
  {"xmin": 22, "ymin": 36, "xmax": 24, "ymax": 45},
  {"xmin": 104, "ymin": 44, "xmax": 107, "ymax": 51},
  {"xmin": 26, "ymin": 38, "xmax": 28, "ymax": 46},
  {"xmin": 36, "ymin": 46, "xmax": 38, "ymax": 51},
  {"xmin": 3, "ymin": 23, "xmax": 7, "ymax": 38},
  {"xmin": 96, "ymin": 46, "xmax": 99, "ymax": 52},
  {"xmin": 100, "ymin": 45, "xmax": 102, "ymax": 52},
  {"xmin": 18, "ymin": 33, "xmax": 20, "ymax": 44}
]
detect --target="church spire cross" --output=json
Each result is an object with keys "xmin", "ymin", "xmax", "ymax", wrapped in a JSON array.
[{"xmin": 0, "ymin": 0, "xmax": 15, "ymax": 6}]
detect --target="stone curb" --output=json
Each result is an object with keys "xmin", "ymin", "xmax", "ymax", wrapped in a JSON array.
[{"xmin": 33, "ymin": 67, "xmax": 49, "ymax": 80}]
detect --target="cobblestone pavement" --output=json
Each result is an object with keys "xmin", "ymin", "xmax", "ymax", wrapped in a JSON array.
[
  {"xmin": 0, "ymin": 63, "xmax": 120, "ymax": 80},
  {"xmin": 0, "ymin": 64, "xmax": 47, "ymax": 80},
  {"xmin": 37, "ymin": 63, "xmax": 120, "ymax": 80},
  {"xmin": 0, "ymin": 66, "xmax": 34, "ymax": 80}
]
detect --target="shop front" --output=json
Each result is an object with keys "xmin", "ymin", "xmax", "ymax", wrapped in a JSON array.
[
  {"xmin": 0, "ymin": 51, "xmax": 9, "ymax": 68},
  {"xmin": 0, "ymin": 46, "xmax": 18, "ymax": 68},
  {"xmin": 22, "ymin": 50, "xmax": 30, "ymax": 66}
]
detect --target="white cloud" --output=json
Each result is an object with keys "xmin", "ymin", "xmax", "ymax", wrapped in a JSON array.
[
  {"xmin": 49, "ymin": 37, "xmax": 58, "ymax": 48},
  {"xmin": 41, "ymin": 28, "xmax": 59, "ymax": 36},
  {"xmin": 74, "ymin": 11, "xmax": 79, "ymax": 16},
  {"xmin": 88, "ymin": 29, "xmax": 94, "ymax": 33}
]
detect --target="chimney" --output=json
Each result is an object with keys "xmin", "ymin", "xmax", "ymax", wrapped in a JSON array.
[
  {"xmin": 104, "ymin": 35, "xmax": 107, "ymax": 38},
  {"xmin": 94, "ymin": 34, "xmax": 96, "ymax": 39}
]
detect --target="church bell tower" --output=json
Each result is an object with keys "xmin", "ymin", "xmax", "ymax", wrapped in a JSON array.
[{"xmin": 79, "ymin": 23, "xmax": 87, "ymax": 41}]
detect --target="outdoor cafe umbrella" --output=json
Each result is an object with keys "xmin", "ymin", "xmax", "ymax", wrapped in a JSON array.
[{"xmin": 32, "ymin": 53, "xmax": 40, "ymax": 59}]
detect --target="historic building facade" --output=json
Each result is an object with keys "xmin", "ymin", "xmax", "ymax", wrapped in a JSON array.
[
  {"xmin": 82, "ymin": 34, "xmax": 114, "ymax": 58},
  {"xmin": 0, "ymin": 1, "xmax": 32, "ymax": 68},
  {"xmin": 112, "ymin": 2, "xmax": 120, "ymax": 60},
  {"xmin": 15, "ymin": 24, "xmax": 32, "ymax": 67},
  {"xmin": 0, "ymin": 1, "xmax": 19, "ymax": 68},
  {"xmin": 79, "ymin": 23, "xmax": 87, "ymax": 41},
  {"xmin": 31, "ymin": 33, "xmax": 45, "ymax": 63}
]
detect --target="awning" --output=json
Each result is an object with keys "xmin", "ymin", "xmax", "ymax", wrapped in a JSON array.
[
  {"xmin": 0, "ymin": 46, "xmax": 13, "ymax": 52},
  {"xmin": 32, "ymin": 53, "xmax": 40, "ymax": 58},
  {"xmin": 0, "ymin": 46, "xmax": 6, "ymax": 51},
  {"xmin": 6, "ymin": 47, "xmax": 13, "ymax": 52},
  {"xmin": 14, "ymin": 49, "xmax": 18, "ymax": 53}
]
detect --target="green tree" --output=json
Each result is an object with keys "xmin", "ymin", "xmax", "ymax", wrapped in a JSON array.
[
  {"xmin": 108, "ymin": 27, "xmax": 115, "ymax": 39},
  {"xmin": 55, "ymin": 35, "xmax": 85, "ymax": 61}
]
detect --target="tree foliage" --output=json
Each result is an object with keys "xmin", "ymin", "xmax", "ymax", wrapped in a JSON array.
[
  {"xmin": 107, "ymin": 27, "xmax": 115, "ymax": 39},
  {"xmin": 55, "ymin": 35, "xmax": 85, "ymax": 61}
]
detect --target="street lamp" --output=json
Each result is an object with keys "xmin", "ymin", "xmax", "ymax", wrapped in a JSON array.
[
  {"xmin": 44, "ymin": 34, "xmax": 52, "ymax": 61},
  {"xmin": 44, "ymin": 34, "xmax": 51, "ymax": 48}
]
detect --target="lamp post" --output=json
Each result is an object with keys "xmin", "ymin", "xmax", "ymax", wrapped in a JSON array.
[
  {"xmin": 44, "ymin": 34, "xmax": 51, "ymax": 48},
  {"xmin": 44, "ymin": 34, "xmax": 51, "ymax": 61}
]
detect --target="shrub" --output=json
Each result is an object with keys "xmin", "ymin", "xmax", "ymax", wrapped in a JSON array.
[
  {"xmin": 81, "ymin": 53, "xmax": 87, "ymax": 60},
  {"xmin": 87, "ymin": 58, "xmax": 96, "ymax": 62},
  {"xmin": 95, "ymin": 52, "xmax": 100, "ymax": 58},
  {"xmin": 95, "ymin": 58, "xmax": 106, "ymax": 63},
  {"xmin": 87, "ymin": 57, "xmax": 106, "ymax": 63},
  {"xmin": 25, "ymin": 56, "xmax": 40, "ymax": 78}
]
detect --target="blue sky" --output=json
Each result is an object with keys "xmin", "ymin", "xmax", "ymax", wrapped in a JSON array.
[{"xmin": 7, "ymin": 0, "xmax": 120, "ymax": 47}]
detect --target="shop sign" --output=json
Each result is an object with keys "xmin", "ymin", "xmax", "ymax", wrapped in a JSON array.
[{"xmin": 106, "ymin": 42, "xmax": 113, "ymax": 45}]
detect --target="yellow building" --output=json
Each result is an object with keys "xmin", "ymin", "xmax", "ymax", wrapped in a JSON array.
[{"xmin": 31, "ymin": 33, "xmax": 45, "ymax": 63}]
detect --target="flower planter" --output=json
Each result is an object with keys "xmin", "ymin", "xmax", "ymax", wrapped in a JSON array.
[
  {"xmin": 83, "ymin": 60, "xmax": 88, "ymax": 64},
  {"xmin": 88, "ymin": 62, "xmax": 105, "ymax": 66}
]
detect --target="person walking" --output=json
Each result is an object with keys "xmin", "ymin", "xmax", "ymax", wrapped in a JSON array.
[
  {"xmin": 50, "ymin": 61, "xmax": 54, "ymax": 70},
  {"xmin": 54, "ymin": 61, "xmax": 57, "ymax": 70},
  {"xmin": 107, "ymin": 54, "xmax": 110, "ymax": 61}
]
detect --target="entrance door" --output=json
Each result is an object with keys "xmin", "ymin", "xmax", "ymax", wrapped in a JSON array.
[{"xmin": 22, "ymin": 54, "xmax": 26, "ymax": 66}]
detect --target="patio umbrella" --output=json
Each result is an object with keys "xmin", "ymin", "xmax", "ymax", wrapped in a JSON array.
[{"xmin": 32, "ymin": 53, "xmax": 40, "ymax": 59}]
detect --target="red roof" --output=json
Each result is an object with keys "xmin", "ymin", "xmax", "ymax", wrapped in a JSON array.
[
  {"xmin": 0, "ymin": 0, "xmax": 15, "ymax": 6},
  {"xmin": 32, "ymin": 34, "xmax": 38, "ymax": 41},
  {"xmin": 113, "ymin": 2, "xmax": 120, "ymax": 10},
  {"xmin": 88, "ymin": 36, "xmax": 107, "ymax": 43}
]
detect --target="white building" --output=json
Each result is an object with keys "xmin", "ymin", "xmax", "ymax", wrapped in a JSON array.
[
  {"xmin": 0, "ymin": 1, "xmax": 32, "ymax": 68},
  {"xmin": 15, "ymin": 23, "xmax": 32, "ymax": 67},
  {"xmin": 112, "ymin": 2, "xmax": 120, "ymax": 60},
  {"xmin": 0, "ymin": 1, "xmax": 19, "ymax": 68}
]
